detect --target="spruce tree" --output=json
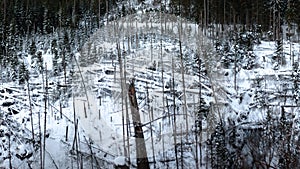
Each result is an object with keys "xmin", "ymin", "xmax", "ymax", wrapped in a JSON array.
[
  {"xmin": 18, "ymin": 61, "xmax": 29, "ymax": 84},
  {"xmin": 9, "ymin": 53, "xmax": 19, "ymax": 82},
  {"xmin": 29, "ymin": 40, "xmax": 37, "ymax": 56},
  {"xmin": 52, "ymin": 48, "xmax": 60, "ymax": 76},
  {"xmin": 209, "ymin": 122, "xmax": 229, "ymax": 168},
  {"xmin": 51, "ymin": 39, "xmax": 60, "ymax": 76},
  {"xmin": 36, "ymin": 51, "xmax": 44, "ymax": 73}
]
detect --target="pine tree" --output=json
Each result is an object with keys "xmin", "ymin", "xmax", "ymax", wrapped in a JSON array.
[
  {"xmin": 52, "ymin": 49, "xmax": 60, "ymax": 76},
  {"xmin": 61, "ymin": 31, "xmax": 71, "ymax": 72},
  {"xmin": 274, "ymin": 39, "xmax": 284, "ymax": 67},
  {"xmin": 36, "ymin": 51, "xmax": 44, "ymax": 73},
  {"xmin": 253, "ymin": 76, "xmax": 267, "ymax": 108},
  {"xmin": 209, "ymin": 122, "xmax": 229, "ymax": 168},
  {"xmin": 9, "ymin": 52, "xmax": 19, "ymax": 81},
  {"xmin": 51, "ymin": 39, "xmax": 60, "ymax": 76},
  {"xmin": 29, "ymin": 40, "xmax": 37, "ymax": 55},
  {"xmin": 63, "ymin": 31, "xmax": 71, "ymax": 54},
  {"xmin": 18, "ymin": 61, "xmax": 29, "ymax": 84},
  {"xmin": 278, "ymin": 107, "xmax": 294, "ymax": 168},
  {"xmin": 194, "ymin": 98, "xmax": 209, "ymax": 134},
  {"xmin": 292, "ymin": 64, "xmax": 300, "ymax": 103},
  {"xmin": 51, "ymin": 39, "xmax": 58, "ymax": 54}
]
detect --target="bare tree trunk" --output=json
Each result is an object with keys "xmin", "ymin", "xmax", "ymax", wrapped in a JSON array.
[
  {"xmin": 161, "ymin": 122, "xmax": 166, "ymax": 167},
  {"xmin": 196, "ymin": 43, "xmax": 203, "ymax": 169},
  {"xmin": 72, "ymin": 0, "xmax": 76, "ymax": 27},
  {"xmin": 66, "ymin": 126, "xmax": 69, "ymax": 142},
  {"xmin": 124, "ymin": 49, "xmax": 131, "ymax": 164},
  {"xmin": 160, "ymin": 4, "xmax": 167, "ymax": 127},
  {"xmin": 0, "ymin": 62, "xmax": 2, "ymax": 85},
  {"xmin": 288, "ymin": 0, "xmax": 293, "ymax": 66},
  {"xmin": 84, "ymin": 136, "xmax": 94, "ymax": 169},
  {"xmin": 98, "ymin": 0, "xmax": 101, "ymax": 28},
  {"xmin": 128, "ymin": 81, "xmax": 150, "ymax": 169},
  {"xmin": 117, "ymin": 41, "xmax": 127, "ymax": 157},
  {"xmin": 150, "ymin": 18, "xmax": 153, "ymax": 62},
  {"xmin": 273, "ymin": 6, "xmax": 276, "ymax": 41},
  {"xmin": 223, "ymin": 0, "xmax": 226, "ymax": 31},
  {"xmin": 180, "ymin": 124, "xmax": 184, "ymax": 169},
  {"xmin": 84, "ymin": 102, "xmax": 87, "ymax": 118},
  {"xmin": 203, "ymin": 0, "xmax": 207, "ymax": 35},
  {"xmin": 73, "ymin": 50, "xmax": 90, "ymax": 109},
  {"xmin": 150, "ymin": 106, "xmax": 156, "ymax": 168},
  {"xmin": 38, "ymin": 111, "xmax": 42, "ymax": 168},
  {"xmin": 234, "ymin": 48, "xmax": 237, "ymax": 92},
  {"xmin": 172, "ymin": 57, "xmax": 179, "ymax": 169},
  {"xmin": 78, "ymin": 128, "xmax": 83, "ymax": 169},
  {"xmin": 58, "ymin": 5, "xmax": 62, "ymax": 38},
  {"xmin": 38, "ymin": 71, "xmax": 43, "ymax": 169},
  {"xmin": 146, "ymin": 82, "xmax": 155, "ymax": 167},
  {"xmin": 277, "ymin": 11, "xmax": 281, "ymax": 44},
  {"xmin": 43, "ymin": 64, "xmax": 49, "ymax": 169},
  {"xmin": 166, "ymin": 96, "xmax": 171, "ymax": 125},
  {"xmin": 3, "ymin": 0, "xmax": 6, "ymax": 23},
  {"xmin": 8, "ymin": 132, "xmax": 12, "ymax": 169},
  {"xmin": 106, "ymin": 0, "xmax": 108, "ymax": 23},
  {"xmin": 72, "ymin": 95, "xmax": 80, "ymax": 169},
  {"xmin": 195, "ymin": 130, "xmax": 199, "ymax": 169},
  {"xmin": 179, "ymin": 16, "xmax": 189, "ymax": 137},
  {"xmin": 60, "ymin": 102, "xmax": 63, "ymax": 119},
  {"xmin": 27, "ymin": 81, "xmax": 35, "ymax": 142}
]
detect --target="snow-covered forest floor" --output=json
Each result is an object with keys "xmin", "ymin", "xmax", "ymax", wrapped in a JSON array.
[{"xmin": 1, "ymin": 2, "xmax": 300, "ymax": 169}]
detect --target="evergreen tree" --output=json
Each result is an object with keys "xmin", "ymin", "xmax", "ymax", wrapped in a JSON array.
[
  {"xmin": 194, "ymin": 97, "xmax": 209, "ymax": 134},
  {"xmin": 292, "ymin": 64, "xmax": 300, "ymax": 103},
  {"xmin": 278, "ymin": 107, "xmax": 294, "ymax": 168},
  {"xmin": 253, "ymin": 76, "xmax": 267, "ymax": 108},
  {"xmin": 51, "ymin": 39, "xmax": 60, "ymax": 76},
  {"xmin": 29, "ymin": 40, "xmax": 37, "ymax": 55},
  {"xmin": 9, "ymin": 53, "xmax": 19, "ymax": 82},
  {"xmin": 61, "ymin": 31, "xmax": 71, "ymax": 70},
  {"xmin": 274, "ymin": 39, "xmax": 284, "ymax": 67},
  {"xmin": 209, "ymin": 122, "xmax": 229, "ymax": 168},
  {"xmin": 18, "ymin": 61, "xmax": 29, "ymax": 84},
  {"xmin": 52, "ymin": 48, "xmax": 60, "ymax": 76},
  {"xmin": 51, "ymin": 39, "xmax": 57, "ymax": 53},
  {"xmin": 63, "ymin": 31, "xmax": 71, "ymax": 54},
  {"xmin": 36, "ymin": 51, "xmax": 44, "ymax": 73}
]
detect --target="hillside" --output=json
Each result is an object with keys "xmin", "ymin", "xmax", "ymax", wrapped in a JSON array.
[{"xmin": 1, "ymin": 1, "xmax": 300, "ymax": 169}]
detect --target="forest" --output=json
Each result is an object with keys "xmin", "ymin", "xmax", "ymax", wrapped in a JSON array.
[
  {"xmin": 1, "ymin": 0, "xmax": 300, "ymax": 34},
  {"xmin": 1, "ymin": 0, "xmax": 300, "ymax": 169}
]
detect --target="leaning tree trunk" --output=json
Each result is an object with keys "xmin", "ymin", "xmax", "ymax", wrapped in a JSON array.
[{"xmin": 128, "ymin": 80, "xmax": 150, "ymax": 169}]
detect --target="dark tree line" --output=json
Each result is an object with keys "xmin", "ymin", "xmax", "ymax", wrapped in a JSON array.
[
  {"xmin": 1, "ymin": 0, "xmax": 299, "ymax": 51},
  {"xmin": 1, "ymin": 0, "xmax": 300, "ymax": 41},
  {"xmin": 0, "ymin": 0, "xmax": 115, "ymax": 84},
  {"xmin": 0, "ymin": 0, "xmax": 116, "ymax": 35},
  {"xmin": 169, "ymin": 0, "xmax": 300, "ymax": 31}
]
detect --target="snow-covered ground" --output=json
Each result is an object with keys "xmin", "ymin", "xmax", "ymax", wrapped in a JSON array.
[
  {"xmin": 1, "ymin": 7, "xmax": 300, "ymax": 168},
  {"xmin": 74, "ymin": 11, "xmax": 209, "ymax": 168}
]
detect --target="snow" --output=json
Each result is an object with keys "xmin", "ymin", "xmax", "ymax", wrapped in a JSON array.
[
  {"xmin": 114, "ymin": 156, "xmax": 127, "ymax": 166},
  {"xmin": 2, "ymin": 1, "xmax": 300, "ymax": 168},
  {"xmin": 43, "ymin": 51, "xmax": 54, "ymax": 71},
  {"xmin": 70, "ymin": 11, "xmax": 208, "ymax": 167}
]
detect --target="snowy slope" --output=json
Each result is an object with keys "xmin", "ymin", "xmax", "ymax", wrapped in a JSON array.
[
  {"xmin": 74, "ymin": 11, "xmax": 211, "ymax": 168},
  {"xmin": 2, "ymin": 2, "xmax": 300, "ymax": 168}
]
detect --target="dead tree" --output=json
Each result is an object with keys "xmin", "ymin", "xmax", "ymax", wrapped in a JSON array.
[
  {"xmin": 43, "ymin": 64, "xmax": 49, "ymax": 169},
  {"xmin": 27, "ymin": 81, "xmax": 35, "ymax": 142},
  {"xmin": 128, "ymin": 80, "xmax": 150, "ymax": 169}
]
